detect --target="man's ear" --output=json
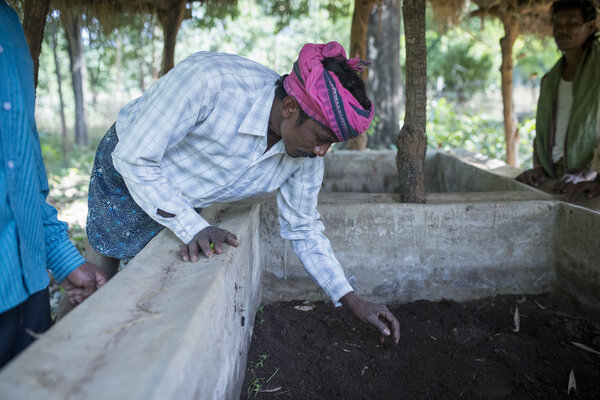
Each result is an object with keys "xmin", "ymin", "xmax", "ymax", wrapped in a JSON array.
[
  {"xmin": 584, "ymin": 21, "xmax": 597, "ymax": 37},
  {"xmin": 282, "ymin": 96, "xmax": 298, "ymax": 118}
]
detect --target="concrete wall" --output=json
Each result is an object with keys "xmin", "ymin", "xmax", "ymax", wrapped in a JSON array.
[
  {"xmin": 555, "ymin": 204, "xmax": 600, "ymax": 312},
  {"xmin": 260, "ymin": 193, "xmax": 558, "ymax": 305},
  {"xmin": 0, "ymin": 205, "xmax": 262, "ymax": 400},
  {"xmin": 322, "ymin": 149, "xmax": 527, "ymax": 193}
]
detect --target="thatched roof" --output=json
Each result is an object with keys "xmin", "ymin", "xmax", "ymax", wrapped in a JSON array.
[{"xmin": 429, "ymin": 0, "xmax": 556, "ymax": 35}]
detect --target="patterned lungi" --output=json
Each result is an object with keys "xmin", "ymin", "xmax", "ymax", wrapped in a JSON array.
[{"xmin": 86, "ymin": 124, "xmax": 165, "ymax": 259}]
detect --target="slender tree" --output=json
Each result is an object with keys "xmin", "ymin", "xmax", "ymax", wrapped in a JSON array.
[
  {"xmin": 346, "ymin": 0, "xmax": 378, "ymax": 150},
  {"xmin": 366, "ymin": 0, "xmax": 402, "ymax": 148},
  {"xmin": 62, "ymin": 8, "xmax": 89, "ymax": 146},
  {"xmin": 48, "ymin": 18, "xmax": 69, "ymax": 156},
  {"xmin": 396, "ymin": 0, "xmax": 427, "ymax": 203}
]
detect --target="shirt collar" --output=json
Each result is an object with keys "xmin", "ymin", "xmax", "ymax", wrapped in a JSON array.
[{"xmin": 238, "ymin": 80, "xmax": 277, "ymax": 137}]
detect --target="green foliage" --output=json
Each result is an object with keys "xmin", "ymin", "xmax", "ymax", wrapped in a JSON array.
[
  {"xmin": 427, "ymin": 97, "xmax": 537, "ymax": 166},
  {"xmin": 514, "ymin": 34, "xmax": 561, "ymax": 83},
  {"xmin": 427, "ymin": 97, "xmax": 504, "ymax": 160},
  {"xmin": 427, "ymin": 18, "xmax": 501, "ymax": 100}
]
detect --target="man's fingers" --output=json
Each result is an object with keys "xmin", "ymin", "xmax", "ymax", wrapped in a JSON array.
[
  {"xmin": 66, "ymin": 288, "xmax": 85, "ymax": 305},
  {"xmin": 198, "ymin": 239, "xmax": 214, "ymax": 259},
  {"xmin": 189, "ymin": 241, "xmax": 201, "ymax": 262},
  {"xmin": 366, "ymin": 313, "xmax": 391, "ymax": 338},
  {"xmin": 180, "ymin": 244, "xmax": 190, "ymax": 262},
  {"xmin": 380, "ymin": 310, "xmax": 401, "ymax": 344},
  {"xmin": 226, "ymin": 233, "xmax": 239, "ymax": 247},
  {"xmin": 96, "ymin": 271, "xmax": 107, "ymax": 288},
  {"xmin": 213, "ymin": 241, "xmax": 224, "ymax": 255}
]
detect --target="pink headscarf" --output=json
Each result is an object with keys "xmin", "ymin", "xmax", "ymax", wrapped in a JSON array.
[{"xmin": 283, "ymin": 42, "xmax": 374, "ymax": 142}]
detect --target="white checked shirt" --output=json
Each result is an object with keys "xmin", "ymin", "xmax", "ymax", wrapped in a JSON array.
[{"xmin": 112, "ymin": 52, "xmax": 353, "ymax": 305}]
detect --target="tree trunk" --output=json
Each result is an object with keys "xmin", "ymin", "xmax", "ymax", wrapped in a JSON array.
[
  {"xmin": 157, "ymin": 0, "xmax": 186, "ymax": 76},
  {"xmin": 396, "ymin": 0, "xmax": 427, "ymax": 203},
  {"xmin": 62, "ymin": 9, "xmax": 89, "ymax": 147},
  {"xmin": 346, "ymin": 0, "xmax": 377, "ymax": 150},
  {"xmin": 22, "ymin": 0, "xmax": 50, "ymax": 89},
  {"xmin": 366, "ymin": 0, "xmax": 402, "ymax": 149},
  {"xmin": 49, "ymin": 20, "xmax": 69, "ymax": 157},
  {"xmin": 500, "ymin": 16, "xmax": 520, "ymax": 167}
]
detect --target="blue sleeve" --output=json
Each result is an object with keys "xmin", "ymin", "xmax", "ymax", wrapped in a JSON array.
[{"xmin": 35, "ymin": 127, "xmax": 86, "ymax": 282}]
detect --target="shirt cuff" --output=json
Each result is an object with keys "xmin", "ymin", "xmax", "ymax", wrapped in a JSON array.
[
  {"xmin": 47, "ymin": 240, "xmax": 87, "ymax": 282},
  {"xmin": 166, "ymin": 207, "xmax": 210, "ymax": 244},
  {"xmin": 322, "ymin": 275, "xmax": 355, "ymax": 307}
]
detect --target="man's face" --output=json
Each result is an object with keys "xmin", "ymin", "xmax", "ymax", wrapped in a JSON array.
[
  {"xmin": 552, "ymin": 8, "xmax": 596, "ymax": 52},
  {"xmin": 280, "ymin": 114, "xmax": 338, "ymax": 158}
]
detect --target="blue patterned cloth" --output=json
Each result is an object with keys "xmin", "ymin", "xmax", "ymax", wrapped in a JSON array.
[{"xmin": 87, "ymin": 124, "xmax": 166, "ymax": 259}]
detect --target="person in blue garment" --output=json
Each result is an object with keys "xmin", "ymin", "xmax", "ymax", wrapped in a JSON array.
[{"xmin": 0, "ymin": 1, "xmax": 106, "ymax": 369}]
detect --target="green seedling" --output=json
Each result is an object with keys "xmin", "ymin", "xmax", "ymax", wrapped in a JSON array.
[
  {"xmin": 247, "ymin": 377, "xmax": 261, "ymax": 399},
  {"xmin": 256, "ymin": 354, "xmax": 267, "ymax": 367}
]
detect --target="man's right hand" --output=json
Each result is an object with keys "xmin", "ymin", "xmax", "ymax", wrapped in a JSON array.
[
  {"xmin": 180, "ymin": 226, "xmax": 239, "ymax": 262},
  {"xmin": 516, "ymin": 165, "xmax": 547, "ymax": 187}
]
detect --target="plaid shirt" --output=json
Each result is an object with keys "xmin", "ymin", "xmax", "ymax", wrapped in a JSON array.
[{"xmin": 112, "ymin": 52, "xmax": 353, "ymax": 304}]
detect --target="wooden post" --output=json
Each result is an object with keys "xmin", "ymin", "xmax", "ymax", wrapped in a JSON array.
[
  {"xmin": 157, "ymin": 0, "xmax": 187, "ymax": 76},
  {"xmin": 22, "ymin": 0, "xmax": 50, "ymax": 89},
  {"xmin": 500, "ymin": 15, "xmax": 520, "ymax": 167}
]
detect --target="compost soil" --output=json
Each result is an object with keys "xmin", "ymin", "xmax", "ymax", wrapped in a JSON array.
[{"xmin": 241, "ymin": 293, "xmax": 600, "ymax": 400}]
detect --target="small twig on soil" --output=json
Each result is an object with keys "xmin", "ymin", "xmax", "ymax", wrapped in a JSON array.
[
  {"xmin": 430, "ymin": 335, "xmax": 438, "ymax": 340},
  {"xmin": 568, "ymin": 369, "xmax": 576, "ymax": 395},
  {"xmin": 345, "ymin": 342, "xmax": 361, "ymax": 348},
  {"xmin": 361, "ymin": 366, "xmax": 368, "ymax": 376},
  {"xmin": 513, "ymin": 305, "xmax": 520, "ymax": 333},
  {"xmin": 266, "ymin": 368, "xmax": 279, "ymax": 383},
  {"xmin": 571, "ymin": 342, "xmax": 600, "ymax": 356},
  {"xmin": 259, "ymin": 387, "xmax": 282, "ymax": 393},
  {"xmin": 556, "ymin": 311, "xmax": 588, "ymax": 321},
  {"xmin": 524, "ymin": 374, "xmax": 535, "ymax": 382},
  {"xmin": 534, "ymin": 300, "xmax": 547, "ymax": 310}
]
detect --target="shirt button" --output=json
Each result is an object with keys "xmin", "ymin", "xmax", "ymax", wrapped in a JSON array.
[
  {"xmin": 3, "ymin": 102, "xmax": 11, "ymax": 110},
  {"xmin": 185, "ymin": 225, "xmax": 191, "ymax": 230},
  {"xmin": 7, "ymin": 160, "xmax": 15, "ymax": 169}
]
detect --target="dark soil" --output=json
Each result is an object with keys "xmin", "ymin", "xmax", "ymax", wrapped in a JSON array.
[{"xmin": 241, "ymin": 293, "xmax": 600, "ymax": 400}]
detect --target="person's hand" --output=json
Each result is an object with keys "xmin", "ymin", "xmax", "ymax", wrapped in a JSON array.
[
  {"xmin": 341, "ymin": 291, "xmax": 400, "ymax": 344},
  {"xmin": 564, "ymin": 180, "xmax": 600, "ymax": 201},
  {"xmin": 516, "ymin": 165, "xmax": 547, "ymax": 187},
  {"xmin": 180, "ymin": 226, "xmax": 239, "ymax": 262},
  {"xmin": 60, "ymin": 261, "xmax": 107, "ymax": 305},
  {"xmin": 554, "ymin": 169, "xmax": 598, "ymax": 193}
]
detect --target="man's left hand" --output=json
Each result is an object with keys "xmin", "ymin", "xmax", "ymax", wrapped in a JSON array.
[
  {"xmin": 341, "ymin": 291, "xmax": 400, "ymax": 344},
  {"xmin": 60, "ymin": 262, "xmax": 107, "ymax": 305}
]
